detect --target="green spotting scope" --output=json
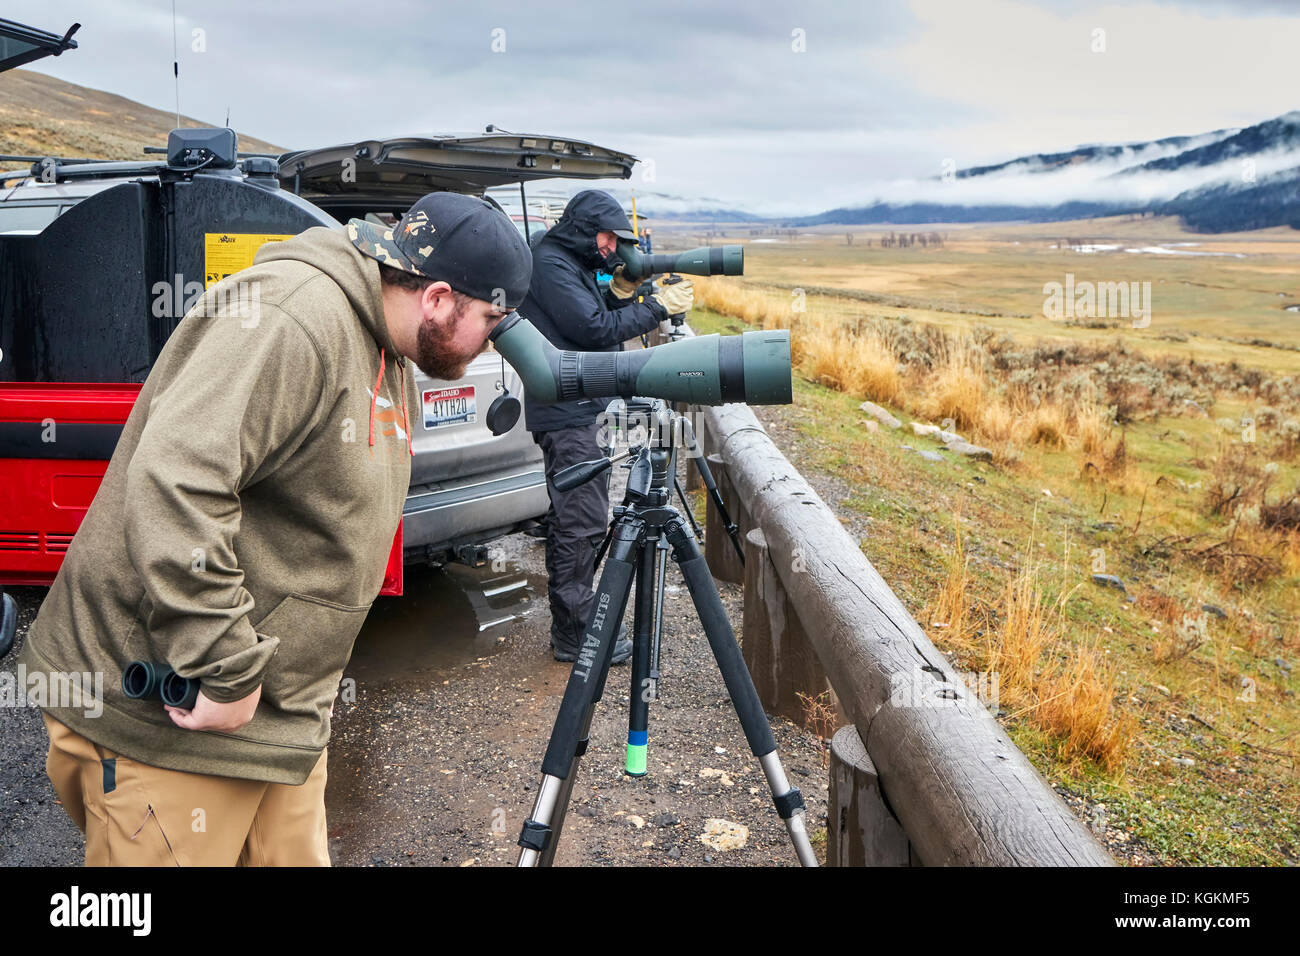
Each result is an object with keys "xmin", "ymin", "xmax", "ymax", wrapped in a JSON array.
[
  {"xmin": 616, "ymin": 239, "xmax": 744, "ymax": 281},
  {"xmin": 489, "ymin": 313, "xmax": 791, "ymax": 406}
]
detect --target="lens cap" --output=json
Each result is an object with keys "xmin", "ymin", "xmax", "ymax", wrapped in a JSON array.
[{"xmin": 486, "ymin": 392, "xmax": 521, "ymax": 436}]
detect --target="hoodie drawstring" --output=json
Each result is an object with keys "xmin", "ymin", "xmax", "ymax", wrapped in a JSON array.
[
  {"xmin": 368, "ymin": 348, "xmax": 387, "ymax": 448},
  {"xmin": 368, "ymin": 347, "xmax": 414, "ymax": 457},
  {"xmin": 398, "ymin": 361, "xmax": 413, "ymax": 457}
]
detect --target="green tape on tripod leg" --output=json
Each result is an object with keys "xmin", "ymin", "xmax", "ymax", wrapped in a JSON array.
[{"xmin": 626, "ymin": 731, "xmax": 648, "ymax": 776}]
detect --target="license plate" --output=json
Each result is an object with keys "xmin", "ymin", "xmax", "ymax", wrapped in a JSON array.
[{"xmin": 423, "ymin": 385, "xmax": 476, "ymax": 428}]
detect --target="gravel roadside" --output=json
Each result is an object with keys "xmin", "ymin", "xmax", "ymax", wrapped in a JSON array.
[
  {"xmin": 324, "ymin": 499, "xmax": 829, "ymax": 867},
  {"xmin": 0, "ymin": 470, "xmax": 828, "ymax": 868}
]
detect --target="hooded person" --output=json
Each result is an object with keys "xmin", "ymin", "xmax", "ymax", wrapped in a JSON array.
[
  {"xmin": 17, "ymin": 191, "xmax": 531, "ymax": 866},
  {"xmin": 518, "ymin": 189, "xmax": 695, "ymax": 663}
]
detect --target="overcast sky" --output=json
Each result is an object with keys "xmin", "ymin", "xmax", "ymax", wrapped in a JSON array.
[{"xmin": 8, "ymin": 0, "xmax": 1299, "ymax": 216}]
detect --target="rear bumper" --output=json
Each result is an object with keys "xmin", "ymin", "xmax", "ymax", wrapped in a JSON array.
[
  {"xmin": 2, "ymin": 462, "xmax": 550, "ymax": 584},
  {"xmin": 0, "ymin": 381, "xmax": 551, "ymax": 584},
  {"xmin": 402, "ymin": 467, "xmax": 549, "ymax": 560}
]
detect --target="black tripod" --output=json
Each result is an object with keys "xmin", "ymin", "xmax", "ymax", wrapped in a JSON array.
[{"xmin": 516, "ymin": 399, "xmax": 818, "ymax": 867}]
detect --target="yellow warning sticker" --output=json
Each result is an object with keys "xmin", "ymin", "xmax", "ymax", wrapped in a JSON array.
[{"xmin": 204, "ymin": 233, "xmax": 295, "ymax": 287}]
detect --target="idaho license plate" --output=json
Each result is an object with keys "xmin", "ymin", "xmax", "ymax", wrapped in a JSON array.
[{"xmin": 423, "ymin": 385, "xmax": 476, "ymax": 428}]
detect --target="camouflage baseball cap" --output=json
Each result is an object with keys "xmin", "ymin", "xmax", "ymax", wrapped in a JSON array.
[{"xmin": 348, "ymin": 191, "xmax": 533, "ymax": 309}]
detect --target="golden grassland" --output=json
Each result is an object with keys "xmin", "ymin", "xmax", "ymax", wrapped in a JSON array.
[
  {"xmin": 682, "ymin": 220, "xmax": 1300, "ymax": 864},
  {"xmin": 663, "ymin": 214, "xmax": 1300, "ymax": 372}
]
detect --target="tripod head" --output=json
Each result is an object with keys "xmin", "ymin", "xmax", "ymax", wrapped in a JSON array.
[
  {"xmin": 553, "ymin": 398, "xmax": 680, "ymax": 503},
  {"xmin": 552, "ymin": 396, "xmax": 740, "ymax": 567}
]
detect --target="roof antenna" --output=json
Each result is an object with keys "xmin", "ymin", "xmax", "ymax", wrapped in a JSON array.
[{"xmin": 171, "ymin": 0, "xmax": 180, "ymax": 128}]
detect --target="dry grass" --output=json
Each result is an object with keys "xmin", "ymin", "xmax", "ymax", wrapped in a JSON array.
[
  {"xmin": 953, "ymin": 532, "xmax": 1138, "ymax": 771},
  {"xmin": 1025, "ymin": 403, "xmax": 1069, "ymax": 449},
  {"xmin": 1204, "ymin": 440, "xmax": 1274, "ymax": 519},
  {"xmin": 796, "ymin": 690, "xmax": 841, "ymax": 769},
  {"xmin": 1075, "ymin": 405, "xmax": 1108, "ymax": 455},
  {"xmin": 1036, "ymin": 640, "xmax": 1137, "ymax": 772},
  {"xmin": 1281, "ymin": 529, "xmax": 1300, "ymax": 578},
  {"xmin": 802, "ymin": 324, "xmax": 902, "ymax": 405},
  {"xmin": 1152, "ymin": 610, "xmax": 1209, "ymax": 663},
  {"xmin": 914, "ymin": 360, "xmax": 986, "ymax": 433},
  {"xmin": 695, "ymin": 277, "xmax": 1118, "ymax": 460},
  {"xmin": 924, "ymin": 512, "xmax": 978, "ymax": 651},
  {"xmin": 1079, "ymin": 432, "xmax": 1137, "ymax": 489},
  {"xmin": 1137, "ymin": 588, "xmax": 1188, "ymax": 627},
  {"xmin": 984, "ymin": 558, "xmax": 1054, "ymax": 708}
]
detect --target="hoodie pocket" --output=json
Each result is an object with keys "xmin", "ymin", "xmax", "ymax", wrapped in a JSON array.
[{"xmin": 253, "ymin": 594, "xmax": 370, "ymax": 719}]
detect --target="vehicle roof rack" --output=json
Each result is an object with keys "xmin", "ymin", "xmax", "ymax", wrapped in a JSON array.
[
  {"xmin": 0, "ymin": 129, "xmax": 255, "ymax": 184},
  {"xmin": 2, "ymin": 158, "xmax": 168, "ymax": 184}
]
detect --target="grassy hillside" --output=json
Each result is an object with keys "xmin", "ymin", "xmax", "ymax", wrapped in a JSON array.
[{"xmin": 0, "ymin": 68, "xmax": 282, "ymax": 171}]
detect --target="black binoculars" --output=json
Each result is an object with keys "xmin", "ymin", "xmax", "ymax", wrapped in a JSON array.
[{"xmin": 121, "ymin": 660, "xmax": 200, "ymax": 709}]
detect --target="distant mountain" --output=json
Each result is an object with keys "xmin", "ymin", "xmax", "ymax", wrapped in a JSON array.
[
  {"xmin": 641, "ymin": 207, "xmax": 767, "ymax": 223},
  {"xmin": 795, "ymin": 199, "xmax": 1124, "ymax": 226},
  {"xmin": 1160, "ymin": 166, "xmax": 1300, "ymax": 232},
  {"xmin": 1121, "ymin": 112, "xmax": 1299, "ymax": 175},
  {"xmin": 795, "ymin": 112, "xmax": 1300, "ymax": 233},
  {"xmin": 959, "ymin": 128, "xmax": 1236, "ymax": 181}
]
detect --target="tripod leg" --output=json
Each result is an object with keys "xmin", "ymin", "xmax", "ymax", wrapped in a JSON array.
[
  {"xmin": 536, "ymin": 544, "xmax": 637, "ymax": 866},
  {"xmin": 650, "ymin": 540, "xmax": 669, "ymax": 694},
  {"xmin": 518, "ymin": 515, "xmax": 643, "ymax": 867},
  {"xmin": 663, "ymin": 517, "xmax": 820, "ymax": 867},
  {"xmin": 681, "ymin": 417, "xmax": 744, "ymax": 566},
  {"xmin": 626, "ymin": 533, "xmax": 657, "ymax": 776}
]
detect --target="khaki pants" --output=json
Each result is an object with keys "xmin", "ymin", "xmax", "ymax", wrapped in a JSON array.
[{"xmin": 42, "ymin": 712, "xmax": 330, "ymax": 866}]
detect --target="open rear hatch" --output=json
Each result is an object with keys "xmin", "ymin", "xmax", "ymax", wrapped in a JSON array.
[{"xmin": 278, "ymin": 132, "xmax": 635, "ymax": 220}]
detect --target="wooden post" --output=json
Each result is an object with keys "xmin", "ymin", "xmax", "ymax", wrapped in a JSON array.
[
  {"xmin": 828, "ymin": 725, "xmax": 912, "ymax": 866},
  {"xmin": 742, "ymin": 528, "xmax": 834, "ymax": 726},
  {"xmin": 691, "ymin": 402, "xmax": 715, "ymax": 459},
  {"xmin": 704, "ymin": 454, "xmax": 744, "ymax": 584},
  {"xmin": 681, "ymin": 402, "xmax": 704, "ymax": 493},
  {"xmin": 683, "ymin": 456, "xmax": 705, "ymax": 493}
]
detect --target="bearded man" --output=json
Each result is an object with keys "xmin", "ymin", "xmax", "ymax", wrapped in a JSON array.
[{"xmin": 18, "ymin": 192, "xmax": 530, "ymax": 865}]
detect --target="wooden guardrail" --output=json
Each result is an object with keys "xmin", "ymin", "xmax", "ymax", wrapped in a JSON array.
[{"xmin": 655, "ymin": 323, "xmax": 1113, "ymax": 866}]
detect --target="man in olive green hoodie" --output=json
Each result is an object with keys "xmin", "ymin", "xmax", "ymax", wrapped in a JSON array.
[{"xmin": 18, "ymin": 192, "xmax": 532, "ymax": 865}]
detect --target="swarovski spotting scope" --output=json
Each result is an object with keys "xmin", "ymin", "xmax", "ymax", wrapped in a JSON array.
[
  {"xmin": 489, "ymin": 313, "xmax": 791, "ymax": 406},
  {"xmin": 616, "ymin": 239, "xmax": 744, "ymax": 281}
]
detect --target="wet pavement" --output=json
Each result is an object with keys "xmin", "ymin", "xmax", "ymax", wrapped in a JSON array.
[
  {"xmin": 0, "ymin": 586, "xmax": 81, "ymax": 866},
  {"xmin": 343, "ymin": 560, "xmax": 543, "ymax": 685}
]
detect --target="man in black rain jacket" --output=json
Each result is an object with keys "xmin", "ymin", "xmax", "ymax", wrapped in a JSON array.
[{"xmin": 519, "ymin": 190, "xmax": 694, "ymax": 662}]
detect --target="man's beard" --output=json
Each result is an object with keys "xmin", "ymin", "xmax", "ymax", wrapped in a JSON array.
[{"xmin": 414, "ymin": 300, "xmax": 478, "ymax": 380}]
